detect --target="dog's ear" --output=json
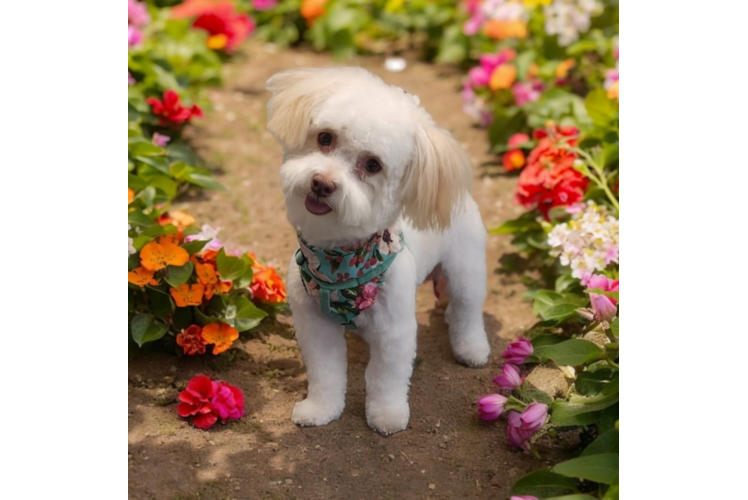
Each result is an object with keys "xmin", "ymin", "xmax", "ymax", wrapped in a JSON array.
[
  {"xmin": 265, "ymin": 69, "xmax": 327, "ymax": 149},
  {"xmin": 401, "ymin": 117, "xmax": 473, "ymax": 231}
]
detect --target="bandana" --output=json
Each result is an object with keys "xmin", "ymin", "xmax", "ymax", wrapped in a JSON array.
[{"xmin": 295, "ymin": 226, "xmax": 404, "ymax": 329}]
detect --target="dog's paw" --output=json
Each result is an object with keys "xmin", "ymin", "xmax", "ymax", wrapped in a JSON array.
[
  {"xmin": 453, "ymin": 340, "xmax": 490, "ymax": 368},
  {"xmin": 291, "ymin": 399, "xmax": 343, "ymax": 427},
  {"xmin": 366, "ymin": 405, "xmax": 410, "ymax": 436}
]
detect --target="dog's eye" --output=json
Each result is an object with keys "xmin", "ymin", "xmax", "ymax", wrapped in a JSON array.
[
  {"xmin": 364, "ymin": 159, "xmax": 381, "ymax": 174},
  {"xmin": 318, "ymin": 132, "xmax": 333, "ymax": 147}
]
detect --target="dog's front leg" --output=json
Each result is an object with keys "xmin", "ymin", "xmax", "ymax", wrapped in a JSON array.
[{"xmin": 287, "ymin": 264, "xmax": 347, "ymax": 427}]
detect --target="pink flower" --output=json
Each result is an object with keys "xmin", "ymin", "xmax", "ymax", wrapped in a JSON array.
[
  {"xmin": 477, "ymin": 393, "xmax": 507, "ymax": 421},
  {"xmin": 252, "ymin": 0, "xmax": 278, "ymax": 10},
  {"xmin": 506, "ymin": 413, "xmax": 533, "ymax": 449},
  {"xmin": 211, "ymin": 381, "xmax": 245, "ymax": 421},
  {"xmin": 511, "ymin": 496, "xmax": 540, "ymax": 500},
  {"xmin": 508, "ymin": 133, "xmax": 530, "ymax": 148},
  {"xmin": 177, "ymin": 375, "xmax": 218, "ymax": 430},
  {"xmin": 517, "ymin": 402, "xmax": 548, "ymax": 433},
  {"xmin": 493, "ymin": 364, "xmax": 523, "ymax": 390},
  {"xmin": 502, "ymin": 336, "xmax": 533, "ymax": 364},
  {"xmin": 590, "ymin": 293, "xmax": 618, "ymax": 322},
  {"xmin": 512, "ymin": 80, "xmax": 543, "ymax": 107},
  {"xmin": 128, "ymin": 25, "xmax": 143, "ymax": 47},
  {"xmin": 355, "ymin": 283, "xmax": 378, "ymax": 311},
  {"xmin": 152, "ymin": 132, "xmax": 171, "ymax": 147},
  {"xmin": 463, "ymin": 0, "xmax": 484, "ymax": 35},
  {"xmin": 128, "ymin": 72, "xmax": 136, "ymax": 86},
  {"xmin": 128, "ymin": 0, "xmax": 150, "ymax": 28},
  {"xmin": 466, "ymin": 49, "xmax": 516, "ymax": 89}
]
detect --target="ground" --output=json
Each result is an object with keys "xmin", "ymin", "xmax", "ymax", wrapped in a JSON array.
[{"xmin": 128, "ymin": 41, "xmax": 570, "ymax": 500}]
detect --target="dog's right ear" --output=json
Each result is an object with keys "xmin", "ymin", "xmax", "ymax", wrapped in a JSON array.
[{"xmin": 266, "ymin": 69, "xmax": 321, "ymax": 149}]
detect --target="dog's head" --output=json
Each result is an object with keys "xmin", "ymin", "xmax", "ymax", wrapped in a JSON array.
[{"xmin": 265, "ymin": 67, "xmax": 472, "ymax": 244}]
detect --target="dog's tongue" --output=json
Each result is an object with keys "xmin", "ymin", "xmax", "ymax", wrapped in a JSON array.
[{"xmin": 305, "ymin": 195, "xmax": 333, "ymax": 215}]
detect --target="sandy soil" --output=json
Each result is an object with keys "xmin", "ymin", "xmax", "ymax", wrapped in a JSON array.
[{"xmin": 128, "ymin": 41, "xmax": 569, "ymax": 500}]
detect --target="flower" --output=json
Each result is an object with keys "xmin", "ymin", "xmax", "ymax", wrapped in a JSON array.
[
  {"xmin": 170, "ymin": 283, "xmax": 206, "ymax": 307},
  {"xmin": 301, "ymin": 0, "xmax": 328, "ymax": 26},
  {"xmin": 128, "ymin": 25, "xmax": 143, "ymax": 47},
  {"xmin": 555, "ymin": 58, "xmax": 576, "ymax": 80},
  {"xmin": 461, "ymin": 87, "xmax": 493, "ymax": 126},
  {"xmin": 511, "ymin": 496, "xmax": 540, "ymax": 500},
  {"xmin": 249, "ymin": 256, "xmax": 287, "ymax": 304},
  {"xmin": 355, "ymin": 283, "xmax": 378, "ymax": 311},
  {"xmin": 489, "ymin": 64, "xmax": 517, "ymax": 91},
  {"xmin": 463, "ymin": 0, "xmax": 484, "ymax": 35},
  {"xmin": 508, "ymin": 133, "xmax": 530, "ymax": 148},
  {"xmin": 193, "ymin": 258, "xmax": 232, "ymax": 300},
  {"xmin": 146, "ymin": 90, "xmax": 203, "ymax": 125},
  {"xmin": 544, "ymin": 0, "xmax": 601, "ymax": 47},
  {"xmin": 176, "ymin": 325, "xmax": 206, "ymax": 355},
  {"xmin": 201, "ymin": 322, "xmax": 239, "ymax": 354},
  {"xmin": 517, "ymin": 402, "xmax": 548, "ymax": 433},
  {"xmin": 152, "ymin": 132, "xmax": 170, "ymax": 147},
  {"xmin": 503, "ymin": 149, "xmax": 526, "ymax": 171},
  {"xmin": 512, "ymin": 80, "xmax": 543, "ymax": 106},
  {"xmin": 128, "ymin": 0, "xmax": 150, "ymax": 27},
  {"xmin": 506, "ymin": 415, "xmax": 533, "ymax": 449},
  {"xmin": 493, "ymin": 364, "xmax": 523, "ymax": 389},
  {"xmin": 177, "ymin": 375, "xmax": 218, "ymax": 430},
  {"xmin": 184, "ymin": 224, "xmax": 222, "ymax": 251},
  {"xmin": 128, "ymin": 223, "xmax": 136, "ymax": 256},
  {"xmin": 590, "ymin": 293, "xmax": 618, "ymax": 323},
  {"xmin": 477, "ymin": 394, "xmax": 507, "ymax": 421},
  {"xmin": 128, "ymin": 72, "xmax": 136, "ymax": 86},
  {"xmin": 158, "ymin": 210, "xmax": 196, "ymax": 232},
  {"xmin": 252, "ymin": 0, "xmax": 278, "ymax": 10},
  {"xmin": 128, "ymin": 188, "xmax": 135, "ymax": 204},
  {"xmin": 171, "ymin": 0, "xmax": 255, "ymax": 52},
  {"xmin": 128, "ymin": 266, "xmax": 159, "ymax": 287},
  {"xmin": 212, "ymin": 381, "xmax": 245, "ymax": 420},
  {"xmin": 515, "ymin": 125, "xmax": 588, "ymax": 219},
  {"xmin": 502, "ymin": 336, "xmax": 533, "ymax": 364},
  {"xmin": 547, "ymin": 201, "xmax": 619, "ymax": 279},
  {"xmin": 140, "ymin": 235, "xmax": 190, "ymax": 271},
  {"xmin": 484, "ymin": 19, "xmax": 527, "ymax": 39}
]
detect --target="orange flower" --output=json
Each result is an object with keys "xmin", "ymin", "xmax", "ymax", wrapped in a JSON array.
[
  {"xmin": 555, "ymin": 59, "xmax": 576, "ymax": 79},
  {"xmin": 159, "ymin": 210, "xmax": 196, "ymax": 232},
  {"xmin": 490, "ymin": 65, "xmax": 517, "ymax": 91},
  {"xmin": 193, "ymin": 259, "xmax": 231, "ymax": 299},
  {"xmin": 301, "ymin": 0, "xmax": 327, "ymax": 26},
  {"xmin": 246, "ymin": 252, "xmax": 267, "ymax": 272},
  {"xmin": 128, "ymin": 187, "xmax": 135, "ymax": 204},
  {"xmin": 128, "ymin": 267, "xmax": 159, "ymax": 287},
  {"xmin": 527, "ymin": 63, "xmax": 539, "ymax": 79},
  {"xmin": 176, "ymin": 325, "xmax": 206, "ymax": 355},
  {"xmin": 202, "ymin": 322, "xmax": 239, "ymax": 354},
  {"xmin": 140, "ymin": 236, "xmax": 190, "ymax": 271},
  {"xmin": 170, "ymin": 283, "xmax": 205, "ymax": 307},
  {"xmin": 484, "ymin": 19, "xmax": 527, "ymax": 40},
  {"xmin": 503, "ymin": 150, "xmax": 527, "ymax": 171},
  {"xmin": 201, "ymin": 249, "xmax": 219, "ymax": 264},
  {"xmin": 607, "ymin": 80, "xmax": 619, "ymax": 101},
  {"xmin": 251, "ymin": 267, "xmax": 287, "ymax": 304}
]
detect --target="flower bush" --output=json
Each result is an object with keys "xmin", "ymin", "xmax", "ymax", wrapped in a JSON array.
[{"xmin": 128, "ymin": 0, "xmax": 286, "ymax": 355}]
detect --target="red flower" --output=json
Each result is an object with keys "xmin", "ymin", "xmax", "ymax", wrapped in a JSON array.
[
  {"xmin": 171, "ymin": 0, "xmax": 254, "ymax": 52},
  {"xmin": 177, "ymin": 375, "xmax": 218, "ymax": 430},
  {"xmin": 515, "ymin": 125, "xmax": 588, "ymax": 219},
  {"xmin": 146, "ymin": 90, "xmax": 203, "ymax": 125},
  {"xmin": 176, "ymin": 325, "xmax": 206, "ymax": 356}
]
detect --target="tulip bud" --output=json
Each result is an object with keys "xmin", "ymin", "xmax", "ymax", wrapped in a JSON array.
[
  {"xmin": 493, "ymin": 364, "xmax": 523, "ymax": 390},
  {"xmin": 477, "ymin": 394, "xmax": 507, "ymax": 421}
]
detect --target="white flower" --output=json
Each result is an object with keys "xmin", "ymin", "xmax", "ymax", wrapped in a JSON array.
[
  {"xmin": 128, "ymin": 224, "xmax": 136, "ymax": 256},
  {"xmin": 543, "ymin": 0, "xmax": 601, "ymax": 46},
  {"xmin": 547, "ymin": 201, "xmax": 618, "ymax": 279}
]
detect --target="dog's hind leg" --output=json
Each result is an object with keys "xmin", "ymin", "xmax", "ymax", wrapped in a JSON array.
[{"xmin": 439, "ymin": 199, "xmax": 491, "ymax": 367}]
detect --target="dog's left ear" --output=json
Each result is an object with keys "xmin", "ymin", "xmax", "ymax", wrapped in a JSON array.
[
  {"xmin": 266, "ymin": 69, "xmax": 322, "ymax": 149},
  {"xmin": 401, "ymin": 117, "xmax": 473, "ymax": 231}
]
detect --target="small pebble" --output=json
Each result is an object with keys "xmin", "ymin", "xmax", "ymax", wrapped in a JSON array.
[
  {"xmin": 285, "ymin": 479, "xmax": 293, "ymax": 485},
  {"xmin": 429, "ymin": 484, "xmax": 436, "ymax": 490}
]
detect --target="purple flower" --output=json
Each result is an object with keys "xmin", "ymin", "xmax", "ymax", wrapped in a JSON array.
[
  {"xmin": 152, "ymin": 132, "xmax": 171, "ymax": 147},
  {"xmin": 128, "ymin": 25, "xmax": 143, "ymax": 47},
  {"xmin": 252, "ymin": 0, "xmax": 278, "ymax": 10},
  {"xmin": 590, "ymin": 293, "xmax": 617, "ymax": 321},
  {"xmin": 477, "ymin": 394, "xmax": 507, "ymax": 421},
  {"xmin": 502, "ymin": 336, "xmax": 533, "ymax": 364},
  {"xmin": 493, "ymin": 364, "xmax": 523, "ymax": 390}
]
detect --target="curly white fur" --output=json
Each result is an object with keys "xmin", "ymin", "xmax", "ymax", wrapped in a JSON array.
[{"xmin": 266, "ymin": 67, "xmax": 491, "ymax": 435}]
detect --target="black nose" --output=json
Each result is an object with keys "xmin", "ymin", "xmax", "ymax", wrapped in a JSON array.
[{"xmin": 311, "ymin": 175, "xmax": 337, "ymax": 197}]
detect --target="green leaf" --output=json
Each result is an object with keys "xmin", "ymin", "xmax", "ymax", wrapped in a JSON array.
[
  {"xmin": 610, "ymin": 318, "xmax": 619, "ymax": 337},
  {"xmin": 552, "ymin": 375, "xmax": 619, "ymax": 426},
  {"xmin": 233, "ymin": 267, "xmax": 255, "ymax": 289},
  {"xmin": 194, "ymin": 306, "xmax": 221, "ymax": 326},
  {"xmin": 488, "ymin": 110, "xmax": 527, "ymax": 150},
  {"xmin": 598, "ymin": 403, "xmax": 619, "ymax": 434},
  {"xmin": 553, "ymin": 453, "xmax": 619, "ymax": 485},
  {"xmin": 130, "ymin": 142, "xmax": 166, "ymax": 157},
  {"xmin": 164, "ymin": 261, "xmax": 194, "ymax": 288},
  {"xmin": 541, "ymin": 339, "xmax": 605, "ymax": 366},
  {"xmin": 581, "ymin": 428, "xmax": 619, "ymax": 456},
  {"xmin": 141, "ymin": 174, "xmax": 177, "ymax": 199},
  {"xmin": 130, "ymin": 314, "xmax": 169, "ymax": 347},
  {"xmin": 532, "ymin": 291, "xmax": 587, "ymax": 322},
  {"xmin": 146, "ymin": 288, "xmax": 174, "ymax": 318},
  {"xmin": 509, "ymin": 469, "xmax": 577, "ymax": 498},
  {"xmin": 128, "ymin": 103, "xmax": 141, "ymax": 122},
  {"xmin": 490, "ymin": 212, "xmax": 542, "ymax": 234},
  {"xmin": 585, "ymin": 89, "xmax": 618, "ymax": 127},
  {"xmin": 181, "ymin": 240, "xmax": 209, "ymax": 256},
  {"xmin": 216, "ymin": 248, "xmax": 247, "ymax": 281},
  {"xmin": 602, "ymin": 484, "xmax": 619, "ymax": 500},
  {"xmin": 184, "ymin": 172, "xmax": 225, "ymax": 191},
  {"xmin": 521, "ymin": 383, "xmax": 554, "ymax": 405},
  {"xmin": 128, "ymin": 210, "xmax": 154, "ymax": 228},
  {"xmin": 206, "ymin": 295, "xmax": 267, "ymax": 332},
  {"xmin": 529, "ymin": 334, "xmax": 566, "ymax": 361},
  {"xmin": 575, "ymin": 368, "xmax": 615, "ymax": 396}
]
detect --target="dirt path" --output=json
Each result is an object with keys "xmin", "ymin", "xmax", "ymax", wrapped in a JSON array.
[{"xmin": 128, "ymin": 41, "xmax": 564, "ymax": 500}]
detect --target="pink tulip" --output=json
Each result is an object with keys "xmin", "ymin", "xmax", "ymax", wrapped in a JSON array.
[
  {"xmin": 517, "ymin": 403, "xmax": 548, "ymax": 433},
  {"xmin": 502, "ymin": 336, "xmax": 533, "ymax": 364},
  {"xmin": 506, "ymin": 413, "xmax": 533, "ymax": 449},
  {"xmin": 511, "ymin": 496, "xmax": 540, "ymax": 500},
  {"xmin": 477, "ymin": 394, "xmax": 507, "ymax": 421},
  {"xmin": 493, "ymin": 364, "xmax": 523, "ymax": 390},
  {"xmin": 590, "ymin": 293, "xmax": 617, "ymax": 321}
]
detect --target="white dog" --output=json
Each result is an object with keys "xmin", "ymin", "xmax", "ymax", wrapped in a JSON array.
[{"xmin": 265, "ymin": 67, "xmax": 490, "ymax": 435}]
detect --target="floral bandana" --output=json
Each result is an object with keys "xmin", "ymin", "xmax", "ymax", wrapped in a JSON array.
[{"xmin": 295, "ymin": 226, "xmax": 404, "ymax": 329}]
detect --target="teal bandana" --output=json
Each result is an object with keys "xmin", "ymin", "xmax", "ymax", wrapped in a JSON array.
[{"xmin": 295, "ymin": 226, "xmax": 404, "ymax": 329}]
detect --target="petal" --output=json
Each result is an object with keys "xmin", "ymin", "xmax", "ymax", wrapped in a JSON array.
[{"xmin": 193, "ymin": 411, "xmax": 218, "ymax": 430}]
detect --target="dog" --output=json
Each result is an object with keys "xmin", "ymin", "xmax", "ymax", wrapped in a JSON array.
[{"xmin": 265, "ymin": 67, "xmax": 490, "ymax": 435}]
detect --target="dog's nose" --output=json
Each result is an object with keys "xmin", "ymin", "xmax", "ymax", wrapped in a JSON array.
[{"xmin": 311, "ymin": 175, "xmax": 337, "ymax": 198}]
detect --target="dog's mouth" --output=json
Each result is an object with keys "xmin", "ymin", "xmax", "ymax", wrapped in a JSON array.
[{"xmin": 304, "ymin": 194, "xmax": 333, "ymax": 215}]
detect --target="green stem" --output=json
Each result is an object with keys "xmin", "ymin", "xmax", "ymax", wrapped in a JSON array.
[{"xmin": 567, "ymin": 146, "xmax": 620, "ymax": 214}]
